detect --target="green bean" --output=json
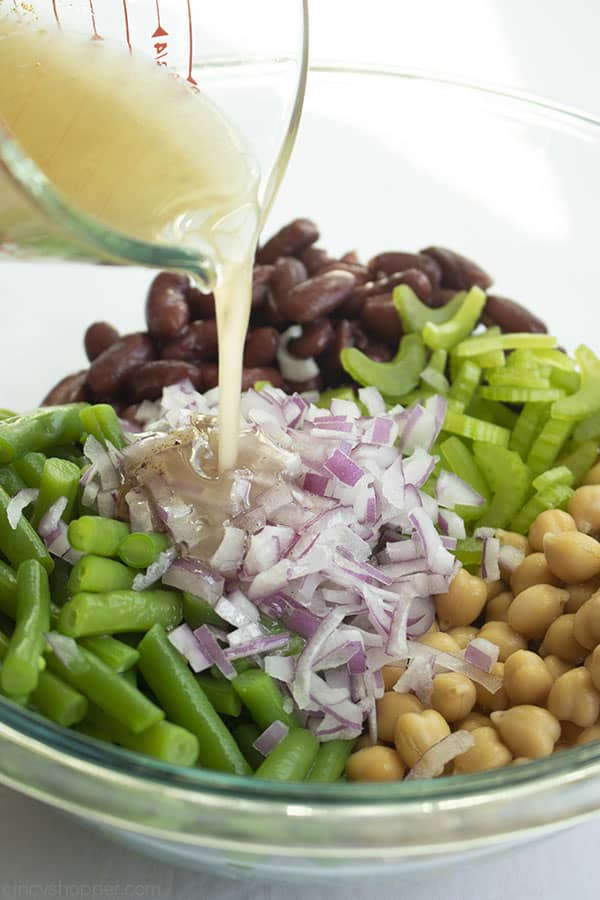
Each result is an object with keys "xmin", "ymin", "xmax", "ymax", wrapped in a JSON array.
[
  {"xmin": 80, "ymin": 404, "xmax": 126, "ymax": 451},
  {"xmin": 254, "ymin": 728, "xmax": 319, "ymax": 781},
  {"xmin": 233, "ymin": 722, "xmax": 263, "ymax": 771},
  {"xmin": 49, "ymin": 444, "xmax": 86, "ymax": 467},
  {"xmin": 0, "ymin": 485, "xmax": 53, "ymax": 574},
  {"xmin": 1, "ymin": 560, "xmax": 51, "ymax": 695},
  {"xmin": 79, "ymin": 635, "xmax": 140, "ymax": 672},
  {"xmin": 58, "ymin": 589, "xmax": 182, "ymax": 637},
  {"xmin": 0, "ymin": 560, "xmax": 17, "ymax": 619},
  {"xmin": 196, "ymin": 675, "xmax": 243, "ymax": 717},
  {"xmin": 46, "ymin": 634, "xmax": 163, "ymax": 733},
  {"xmin": 30, "ymin": 669, "xmax": 88, "ymax": 727},
  {"xmin": 74, "ymin": 721, "xmax": 112, "ymax": 742},
  {"xmin": 118, "ymin": 532, "xmax": 171, "ymax": 569},
  {"xmin": 137, "ymin": 624, "xmax": 250, "ymax": 775},
  {"xmin": 306, "ymin": 739, "xmax": 355, "ymax": 782},
  {"xmin": 13, "ymin": 452, "xmax": 47, "ymax": 488},
  {"xmin": 232, "ymin": 669, "xmax": 299, "ymax": 731},
  {"xmin": 86, "ymin": 703, "xmax": 199, "ymax": 766},
  {"xmin": 68, "ymin": 516, "xmax": 130, "ymax": 557},
  {"xmin": 182, "ymin": 591, "xmax": 226, "ymax": 629},
  {"xmin": 121, "ymin": 668, "xmax": 137, "ymax": 688},
  {"xmin": 0, "ymin": 404, "xmax": 87, "ymax": 464},
  {"xmin": 31, "ymin": 457, "xmax": 81, "ymax": 529},
  {"xmin": 48, "ymin": 558, "xmax": 72, "ymax": 608},
  {"xmin": 68, "ymin": 555, "xmax": 136, "ymax": 594},
  {"xmin": 0, "ymin": 465, "xmax": 27, "ymax": 497}
]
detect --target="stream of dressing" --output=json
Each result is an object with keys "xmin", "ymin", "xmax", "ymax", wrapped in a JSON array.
[{"xmin": 0, "ymin": 20, "xmax": 261, "ymax": 470}]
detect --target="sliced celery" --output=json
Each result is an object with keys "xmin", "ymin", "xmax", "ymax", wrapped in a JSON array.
[
  {"xmin": 558, "ymin": 440, "xmax": 599, "ymax": 487},
  {"xmin": 530, "ymin": 349, "xmax": 577, "ymax": 372},
  {"xmin": 448, "ymin": 360, "xmax": 481, "ymax": 411},
  {"xmin": 470, "ymin": 349, "xmax": 506, "ymax": 369},
  {"xmin": 393, "ymin": 285, "xmax": 466, "ymax": 334},
  {"xmin": 473, "ymin": 443, "xmax": 531, "ymax": 529},
  {"xmin": 573, "ymin": 410, "xmax": 600, "ymax": 443},
  {"xmin": 467, "ymin": 397, "xmax": 518, "ymax": 431},
  {"xmin": 507, "ymin": 350, "xmax": 550, "ymax": 373},
  {"xmin": 439, "ymin": 436, "xmax": 491, "ymax": 502},
  {"xmin": 340, "ymin": 334, "xmax": 426, "ymax": 398},
  {"xmin": 429, "ymin": 349, "xmax": 448, "ymax": 373},
  {"xmin": 480, "ymin": 386, "xmax": 564, "ymax": 403},
  {"xmin": 550, "ymin": 368, "xmax": 580, "ymax": 394},
  {"xmin": 509, "ymin": 484, "xmax": 574, "ymax": 534},
  {"xmin": 485, "ymin": 368, "xmax": 551, "ymax": 389},
  {"xmin": 316, "ymin": 387, "xmax": 359, "ymax": 410},
  {"xmin": 532, "ymin": 466, "xmax": 574, "ymax": 493},
  {"xmin": 509, "ymin": 403, "xmax": 551, "ymax": 460},
  {"xmin": 420, "ymin": 367, "xmax": 449, "ymax": 394},
  {"xmin": 454, "ymin": 332, "xmax": 557, "ymax": 358},
  {"xmin": 443, "ymin": 410, "xmax": 510, "ymax": 447},
  {"xmin": 552, "ymin": 346, "xmax": 600, "ymax": 421},
  {"xmin": 422, "ymin": 287, "xmax": 487, "ymax": 351},
  {"xmin": 526, "ymin": 417, "xmax": 574, "ymax": 477}
]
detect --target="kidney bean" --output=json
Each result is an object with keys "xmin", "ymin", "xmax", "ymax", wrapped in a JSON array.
[
  {"xmin": 243, "ymin": 327, "xmax": 279, "ymax": 367},
  {"xmin": 429, "ymin": 288, "xmax": 459, "ymax": 308},
  {"xmin": 344, "ymin": 268, "xmax": 433, "ymax": 318},
  {"xmin": 160, "ymin": 320, "xmax": 219, "ymax": 362},
  {"xmin": 351, "ymin": 321, "xmax": 370, "ymax": 352},
  {"xmin": 288, "ymin": 319, "xmax": 335, "ymax": 359},
  {"xmin": 365, "ymin": 343, "xmax": 394, "ymax": 362},
  {"xmin": 367, "ymin": 251, "xmax": 442, "ymax": 288},
  {"xmin": 202, "ymin": 364, "xmax": 284, "ymax": 391},
  {"xmin": 315, "ymin": 260, "xmax": 369, "ymax": 285},
  {"xmin": 252, "ymin": 265, "xmax": 275, "ymax": 307},
  {"xmin": 279, "ymin": 270, "xmax": 356, "ymax": 324},
  {"xmin": 360, "ymin": 293, "xmax": 403, "ymax": 346},
  {"xmin": 284, "ymin": 375, "xmax": 323, "ymax": 394},
  {"xmin": 421, "ymin": 246, "xmax": 492, "ymax": 290},
  {"xmin": 299, "ymin": 245, "xmax": 334, "ymax": 274},
  {"xmin": 257, "ymin": 218, "xmax": 319, "ymax": 264},
  {"xmin": 145, "ymin": 272, "xmax": 190, "ymax": 340},
  {"xmin": 43, "ymin": 371, "xmax": 89, "ymax": 406},
  {"xmin": 127, "ymin": 360, "xmax": 203, "ymax": 401},
  {"xmin": 319, "ymin": 319, "xmax": 354, "ymax": 386},
  {"xmin": 86, "ymin": 333, "xmax": 155, "ymax": 399},
  {"xmin": 84, "ymin": 321, "xmax": 120, "ymax": 362},
  {"xmin": 341, "ymin": 250, "xmax": 360, "ymax": 264},
  {"xmin": 270, "ymin": 257, "xmax": 308, "ymax": 306},
  {"xmin": 186, "ymin": 287, "xmax": 216, "ymax": 320},
  {"xmin": 482, "ymin": 295, "xmax": 547, "ymax": 333}
]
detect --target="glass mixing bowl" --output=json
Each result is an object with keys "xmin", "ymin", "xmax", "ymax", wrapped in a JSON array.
[{"xmin": 1, "ymin": 65, "xmax": 600, "ymax": 881}]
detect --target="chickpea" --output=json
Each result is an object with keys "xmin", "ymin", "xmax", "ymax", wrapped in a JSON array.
[
  {"xmin": 543, "ymin": 655, "xmax": 572, "ymax": 681},
  {"xmin": 353, "ymin": 734, "xmax": 377, "ymax": 752},
  {"xmin": 485, "ymin": 590, "xmax": 513, "ymax": 623},
  {"xmin": 475, "ymin": 661, "xmax": 509, "ymax": 711},
  {"xmin": 547, "ymin": 667, "xmax": 600, "ymax": 726},
  {"xmin": 394, "ymin": 709, "xmax": 450, "ymax": 768},
  {"xmin": 583, "ymin": 460, "xmax": 600, "ymax": 486},
  {"xmin": 510, "ymin": 552, "xmax": 561, "ymax": 596},
  {"xmin": 376, "ymin": 691, "xmax": 423, "ymax": 743},
  {"xmin": 497, "ymin": 529, "xmax": 530, "ymax": 556},
  {"xmin": 434, "ymin": 569, "xmax": 487, "ymax": 627},
  {"xmin": 453, "ymin": 726, "xmax": 512, "ymax": 773},
  {"xmin": 585, "ymin": 645, "xmax": 600, "ymax": 692},
  {"xmin": 575, "ymin": 724, "xmax": 600, "ymax": 745},
  {"xmin": 538, "ymin": 614, "xmax": 586, "ymax": 662},
  {"xmin": 573, "ymin": 591, "xmax": 600, "ymax": 649},
  {"xmin": 381, "ymin": 664, "xmax": 406, "ymax": 691},
  {"xmin": 431, "ymin": 672, "xmax": 476, "ymax": 723},
  {"xmin": 418, "ymin": 632, "xmax": 461, "ymax": 655},
  {"xmin": 568, "ymin": 486, "xmax": 600, "ymax": 535},
  {"xmin": 346, "ymin": 746, "xmax": 406, "ymax": 782},
  {"xmin": 491, "ymin": 706, "xmax": 560, "ymax": 758},
  {"xmin": 560, "ymin": 721, "xmax": 583, "ymax": 746},
  {"xmin": 447, "ymin": 625, "xmax": 479, "ymax": 650},
  {"xmin": 486, "ymin": 580, "xmax": 506, "ymax": 602},
  {"xmin": 507, "ymin": 584, "xmax": 568, "ymax": 639},
  {"xmin": 565, "ymin": 577, "xmax": 600, "ymax": 614},
  {"xmin": 543, "ymin": 532, "xmax": 600, "ymax": 583},
  {"xmin": 454, "ymin": 711, "xmax": 492, "ymax": 732},
  {"xmin": 503, "ymin": 650, "xmax": 554, "ymax": 706},
  {"xmin": 477, "ymin": 621, "xmax": 527, "ymax": 661},
  {"xmin": 528, "ymin": 509, "xmax": 577, "ymax": 552},
  {"xmin": 512, "ymin": 757, "xmax": 531, "ymax": 765}
]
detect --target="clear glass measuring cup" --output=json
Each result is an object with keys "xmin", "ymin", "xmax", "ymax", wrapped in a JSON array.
[{"xmin": 0, "ymin": 0, "xmax": 309, "ymax": 289}]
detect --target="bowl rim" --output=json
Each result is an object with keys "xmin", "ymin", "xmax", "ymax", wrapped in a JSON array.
[{"xmin": 2, "ymin": 61, "xmax": 600, "ymax": 810}]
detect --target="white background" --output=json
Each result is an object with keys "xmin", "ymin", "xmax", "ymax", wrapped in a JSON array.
[{"xmin": 2, "ymin": 0, "xmax": 600, "ymax": 896}]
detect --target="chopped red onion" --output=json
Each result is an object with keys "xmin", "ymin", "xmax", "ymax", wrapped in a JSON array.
[
  {"xmin": 358, "ymin": 386, "xmax": 386, "ymax": 416},
  {"xmin": 163, "ymin": 558, "xmax": 224, "ymax": 606},
  {"xmin": 407, "ymin": 640, "xmax": 502, "ymax": 692},
  {"xmin": 436, "ymin": 469, "xmax": 485, "ymax": 510},
  {"xmin": 38, "ymin": 497, "xmax": 82, "ymax": 564},
  {"xmin": 264, "ymin": 654, "xmax": 296, "ymax": 683},
  {"xmin": 499, "ymin": 543, "xmax": 525, "ymax": 573},
  {"xmin": 324, "ymin": 449, "xmax": 364, "ymax": 487},
  {"xmin": 168, "ymin": 623, "xmax": 212, "ymax": 673},
  {"xmin": 252, "ymin": 720, "xmax": 289, "ymax": 757},
  {"xmin": 132, "ymin": 546, "xmax": 177, "ymax": 591},
  {"xmin": 303, "ymin": 472, "xmax": 330, "ymax": 496},
  {"xmin": 224, "ymin": 632, "xmax": 290, "ymax": 660},
  {"xmin": 393, "ymin": 656, "xmax": 435, "ymax": 704},
  {"xmin": 481, "ymin": 537, "xmax": 501, "ymax": 582},
  {"xmin": 125, "ymin": 489, "xmax": 155, "ymax": 533},
  {"xmin": 244, "ymin": 525, "xmax": 295, "ymax": 577},
  {"xmin": 83, "ymin": 434, "xmax": 120, "ymax": 491},
  {"xmin": 464, "ymin": 637, "xmax": 499, "ymax": 672},
  {"xmin": 209, "ymin": 527, "xmax": 247, "ymax": 575},
  {"xmin": 7, "ymin": 488, "xmax": 38, "ymax": 529},
  {"xmin": 405, "ymin": 730, "xmax": 475, "ymax": 780},
  {"xmin": 192, "ymin": 625, "xmax": 236, "ymax": 679},
  {"xmin": 277, "ymin": 326, "xmax": 320, "ymax": 382}
]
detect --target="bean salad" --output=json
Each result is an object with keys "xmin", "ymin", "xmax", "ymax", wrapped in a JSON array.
[{"xmin": 2, "ymin": 218, "xmax": 600, "ymax": 783}]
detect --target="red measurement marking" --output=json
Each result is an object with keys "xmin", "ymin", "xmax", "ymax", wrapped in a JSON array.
[
  {"xmin": 51, "ymin": 0, "xmax": 61, "ymax": 28},
  {"xmin": 153, "ymin": 0, "xmax": 168, "ymax": 38},
  {"xmin": 88, "ymin": 0, "xmax": 102, "ymax": 40},
  {"xmin": 185, "ymin": 0, "xmax": 197, "ymax": 85},
  {"xmin": 122, "ymin": 0, "xmax": 131, "ymax": 52}
]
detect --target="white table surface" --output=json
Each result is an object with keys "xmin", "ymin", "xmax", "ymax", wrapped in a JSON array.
[{"xmin": 3, "ymin": 0, "xmax": 600, "ymax": 896}]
